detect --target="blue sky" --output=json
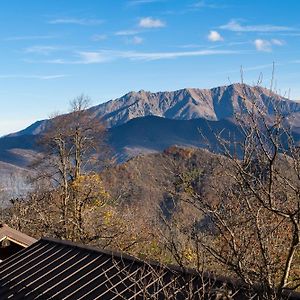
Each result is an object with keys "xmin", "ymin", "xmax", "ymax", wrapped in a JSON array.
[{"xmin": 1, "ymin": 0, "xmax": 300, "ymax": 136}]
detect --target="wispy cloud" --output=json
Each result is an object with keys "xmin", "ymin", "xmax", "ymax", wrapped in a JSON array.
[
  {"xmin": 165, "ymin": 1, "xmax": 228, "ymax": 15},
  {"xmin": 48, "ymin": 18, "xmax": 103, "ymax": 25},
  {"xmin": 271, "ymin": 39, "xmax": 284, "ymax": 46},
  {"xmin": 208, "ymin": 30, "xmax": 224, "ymax": 42},
  {"xmin": 0, "ymin": 74, "xmax": 68, "ymax": 80},
  {"xmin": 242, "ymin": 63, "xmax": 277, "ymax": 72},
  {"xmin": 24, "ymin": 46, "xmax": 61, "ymax": 55},
  {"xmin": 177, "ymin": 44, "xmax": 207, "ymax": 49},
  {"xmin": 116, "ymin": 32, "xmax": 144, "ymax": 44},
  {"xmin": 220, "ymin": 20, "xmax": 295, "ymax": 32},
  {"xmin": 36, "ymin": 48, "xmax": 238, "ymax": 64},
  {"xmin": 217, "ymin": 63, "xmax": 281, "ymax": 76},
  {"xmin": 192, "ymin": 1, "xmax": 227, "ymax": 9},
  {"xmin": 254, "ymin": 39, "xmax": 284, "ymax": 52},
  {"xmin": 139, "ymin": 17, "xmax": 165, "ymax": 28},
  {"xmin": 128, "ymin": 0, "xmax": 165, "ymax": 5},
  {"xmin": 178, "ymin": 40, "xmax": 250, "ymax": 51},
  {"xmin": 4, "ymin": 35, "xmax": 56, "ymax": 41},
  {"xmin": 122, "ymin": 49, "xmax": 236, "ymax": 60},
  {"xmin": 115, "ymin": 30, "xmax": 140, "ymax": 36},
  {"xmin": 278, "ymin": 32, "xmax": 300, "ymax": 37},
  {"xmin": 91, "ymin": 34, "xmax": 107, "ymax": 41},
  {"xmin": 77, "ymin": 52, "xmax": 112, "ymax": 63},
  {"xmin": 131, "ymin": 36, "xmax": 144, "ymax": 44}
]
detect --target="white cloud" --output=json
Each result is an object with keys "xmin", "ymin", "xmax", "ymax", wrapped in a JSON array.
[
  {"xmin": 192, "ymin": 1, "xmax": 226, "ymax": 9},
  {"xmin": 177, "ymin": 44, "xmax": 205, "ymax": 49},
  {"xmin": 254, "ymin": 39, "xmax": 285, "ymax": 52},
  {"xmin": 208, "ymin": 30, "xmax": 223, "ymax": 42},
  {"xmin": 139, "ymin": 17, "xmax": 165, "ymax": 28},
  {"xmin": 243, "ymin": 63, "xmax": 275, "ymax": 71},
  {"xmin": 0, "ymin": 74, "xmax": 68, "ymax": 80},
  {"xmin": 77, "ymin": 52, "xmax": 112, "ymax": 63},
  {"xmin": 128, "ymin": 0, "xmax": 164, "ymax": 5},
  {"xmin": 115, "ymin": 30, "xmax": 140, "ymax": 36},
  {"xmin": 271, "ymin": 39, "xmax": 284, "ymax": 46},
  {"xmin": 254, "ymin": 39, "xmax": 272, "ymax": 52},
  {"xmin": 132, "ymin": 36, "xmax": 144, "ymax": 44},
  {"xmin": 124, "ymin": 49, "xmax": 236, "ymax": 60},
  {"xmin": 91, "ymin": 34, "xmax": 107, "ymax": 41},
  {"xmin": 4, "ymin": 35, "xmax": 56, "ymax": 41},
  {"xmin": 24, "ymin": 46, "xmax": 61, "ymax": 55},
  {"xmin": 219, "ymin": 63, "xmax": 281, "ymax": 76},
  {"xmin": 124, "ymin": 50, "xmax": 232, "ymax": 60},
  {"xmin": 121, "ymin": 34, "xmax": 144, "ymax": 45},
  {"xmin": 220, "ymin": 20, "xmax": 294, "ymax": 32},
  {"xmin": 278, "ymin": 32, "xmax": 300, "ymax": 37},
  {"xmin": 39, "ymin": 49, "xmax": 238, "ymax": 64},
  {"xmin": 48, "ymin": 18, "xmax": 103, "ymax": 25}
]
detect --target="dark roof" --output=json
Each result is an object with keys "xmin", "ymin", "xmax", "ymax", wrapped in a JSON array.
[
  {"xmin": 0, "ymin": 224, "xmax": 37, "ymax": 247},
  {"xmin": 0, "ymin": 238, "xmax": 299, "ymax": 300}
]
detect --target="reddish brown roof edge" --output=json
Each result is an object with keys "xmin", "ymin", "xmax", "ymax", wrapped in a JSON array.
[{"xmin": 0, "ymin": 224, "xmax": 37, "ymax": 247}]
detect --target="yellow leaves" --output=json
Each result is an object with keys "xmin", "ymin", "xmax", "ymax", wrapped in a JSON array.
[
  {"xmin": 71, "ymin": 173, "xmax": 110, "ymax": 206},
  {"xmin": 183, "ymin": 247, "xmax": 196, "ymax": 262},
  {"xmin": 72, "ymin": 174, "xmax": 104, "ymax": 190},
  {"xmin": 103, "ymin": 209, "xmax": 114, "ymax": 226},
  {"xmin": 93, "ymin": 198, "xmax": 106, "ymax": 207}
]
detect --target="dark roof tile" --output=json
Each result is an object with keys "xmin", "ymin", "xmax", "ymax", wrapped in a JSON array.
[{"xmin": 0, "ymin": 238, "xmax": 299, "ymax": 300}]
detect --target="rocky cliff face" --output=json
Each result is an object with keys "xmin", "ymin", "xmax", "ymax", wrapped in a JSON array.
[{"xmin": 88, "ymin": 83, "xmax": 300, "ymax": 127}]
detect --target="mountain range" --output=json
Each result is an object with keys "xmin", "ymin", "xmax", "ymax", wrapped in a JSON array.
[
  {"xmin": 88, "ymin": 83, "xmax": 300, "ymax": 127},
  {"xmin": 1, "ymin": 83, "xmax": 300, "ymax": 193},
  {"xmin": 9, "ymin": 83, "xmax": 300, "ymax": 138}
]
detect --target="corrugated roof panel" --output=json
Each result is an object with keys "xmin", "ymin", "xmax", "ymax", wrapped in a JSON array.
[
  {"xmin": 0, "ymin": 238, "xmax": 299, "ymax": 300},
  {"xmin": 7, "ymin": 248, "xmax": 81, "ymax": 298},
  {"xmin": 24, "ymin": 251, "xmax": 93, "ymax": 297}
]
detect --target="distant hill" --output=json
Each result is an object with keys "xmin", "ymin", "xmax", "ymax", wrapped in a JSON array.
[
  {"xmin": 0, "ymin": 134, "xmax": 39, "ymax": 167},
  {"xmin": 0, "ymin": 116, "xmax": 239, "ymax": 168},
  {"xmin": 101, "ymin": 146, "xmax": 222, "ymax": 216},
  {"xmin": 109, "ymin": 115, "xmax": 241, "ymax": 161}
]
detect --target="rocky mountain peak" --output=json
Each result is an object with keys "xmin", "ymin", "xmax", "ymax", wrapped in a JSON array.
[{"xmin": 11, "ymin": 83, "xmax": 300, "ymax": 136}]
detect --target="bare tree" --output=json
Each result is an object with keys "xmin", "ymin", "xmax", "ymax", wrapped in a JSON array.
[
  {"xmin": 9, "ymin": 95, "xmax": 111, "ymax": 242},
  {"xmin": 107, "ymin": 255, "xmax": 236, "ymax": 299},
  {"xmin": 176, "ymin": 84, "xmax": 300, "ymax": 299}
]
